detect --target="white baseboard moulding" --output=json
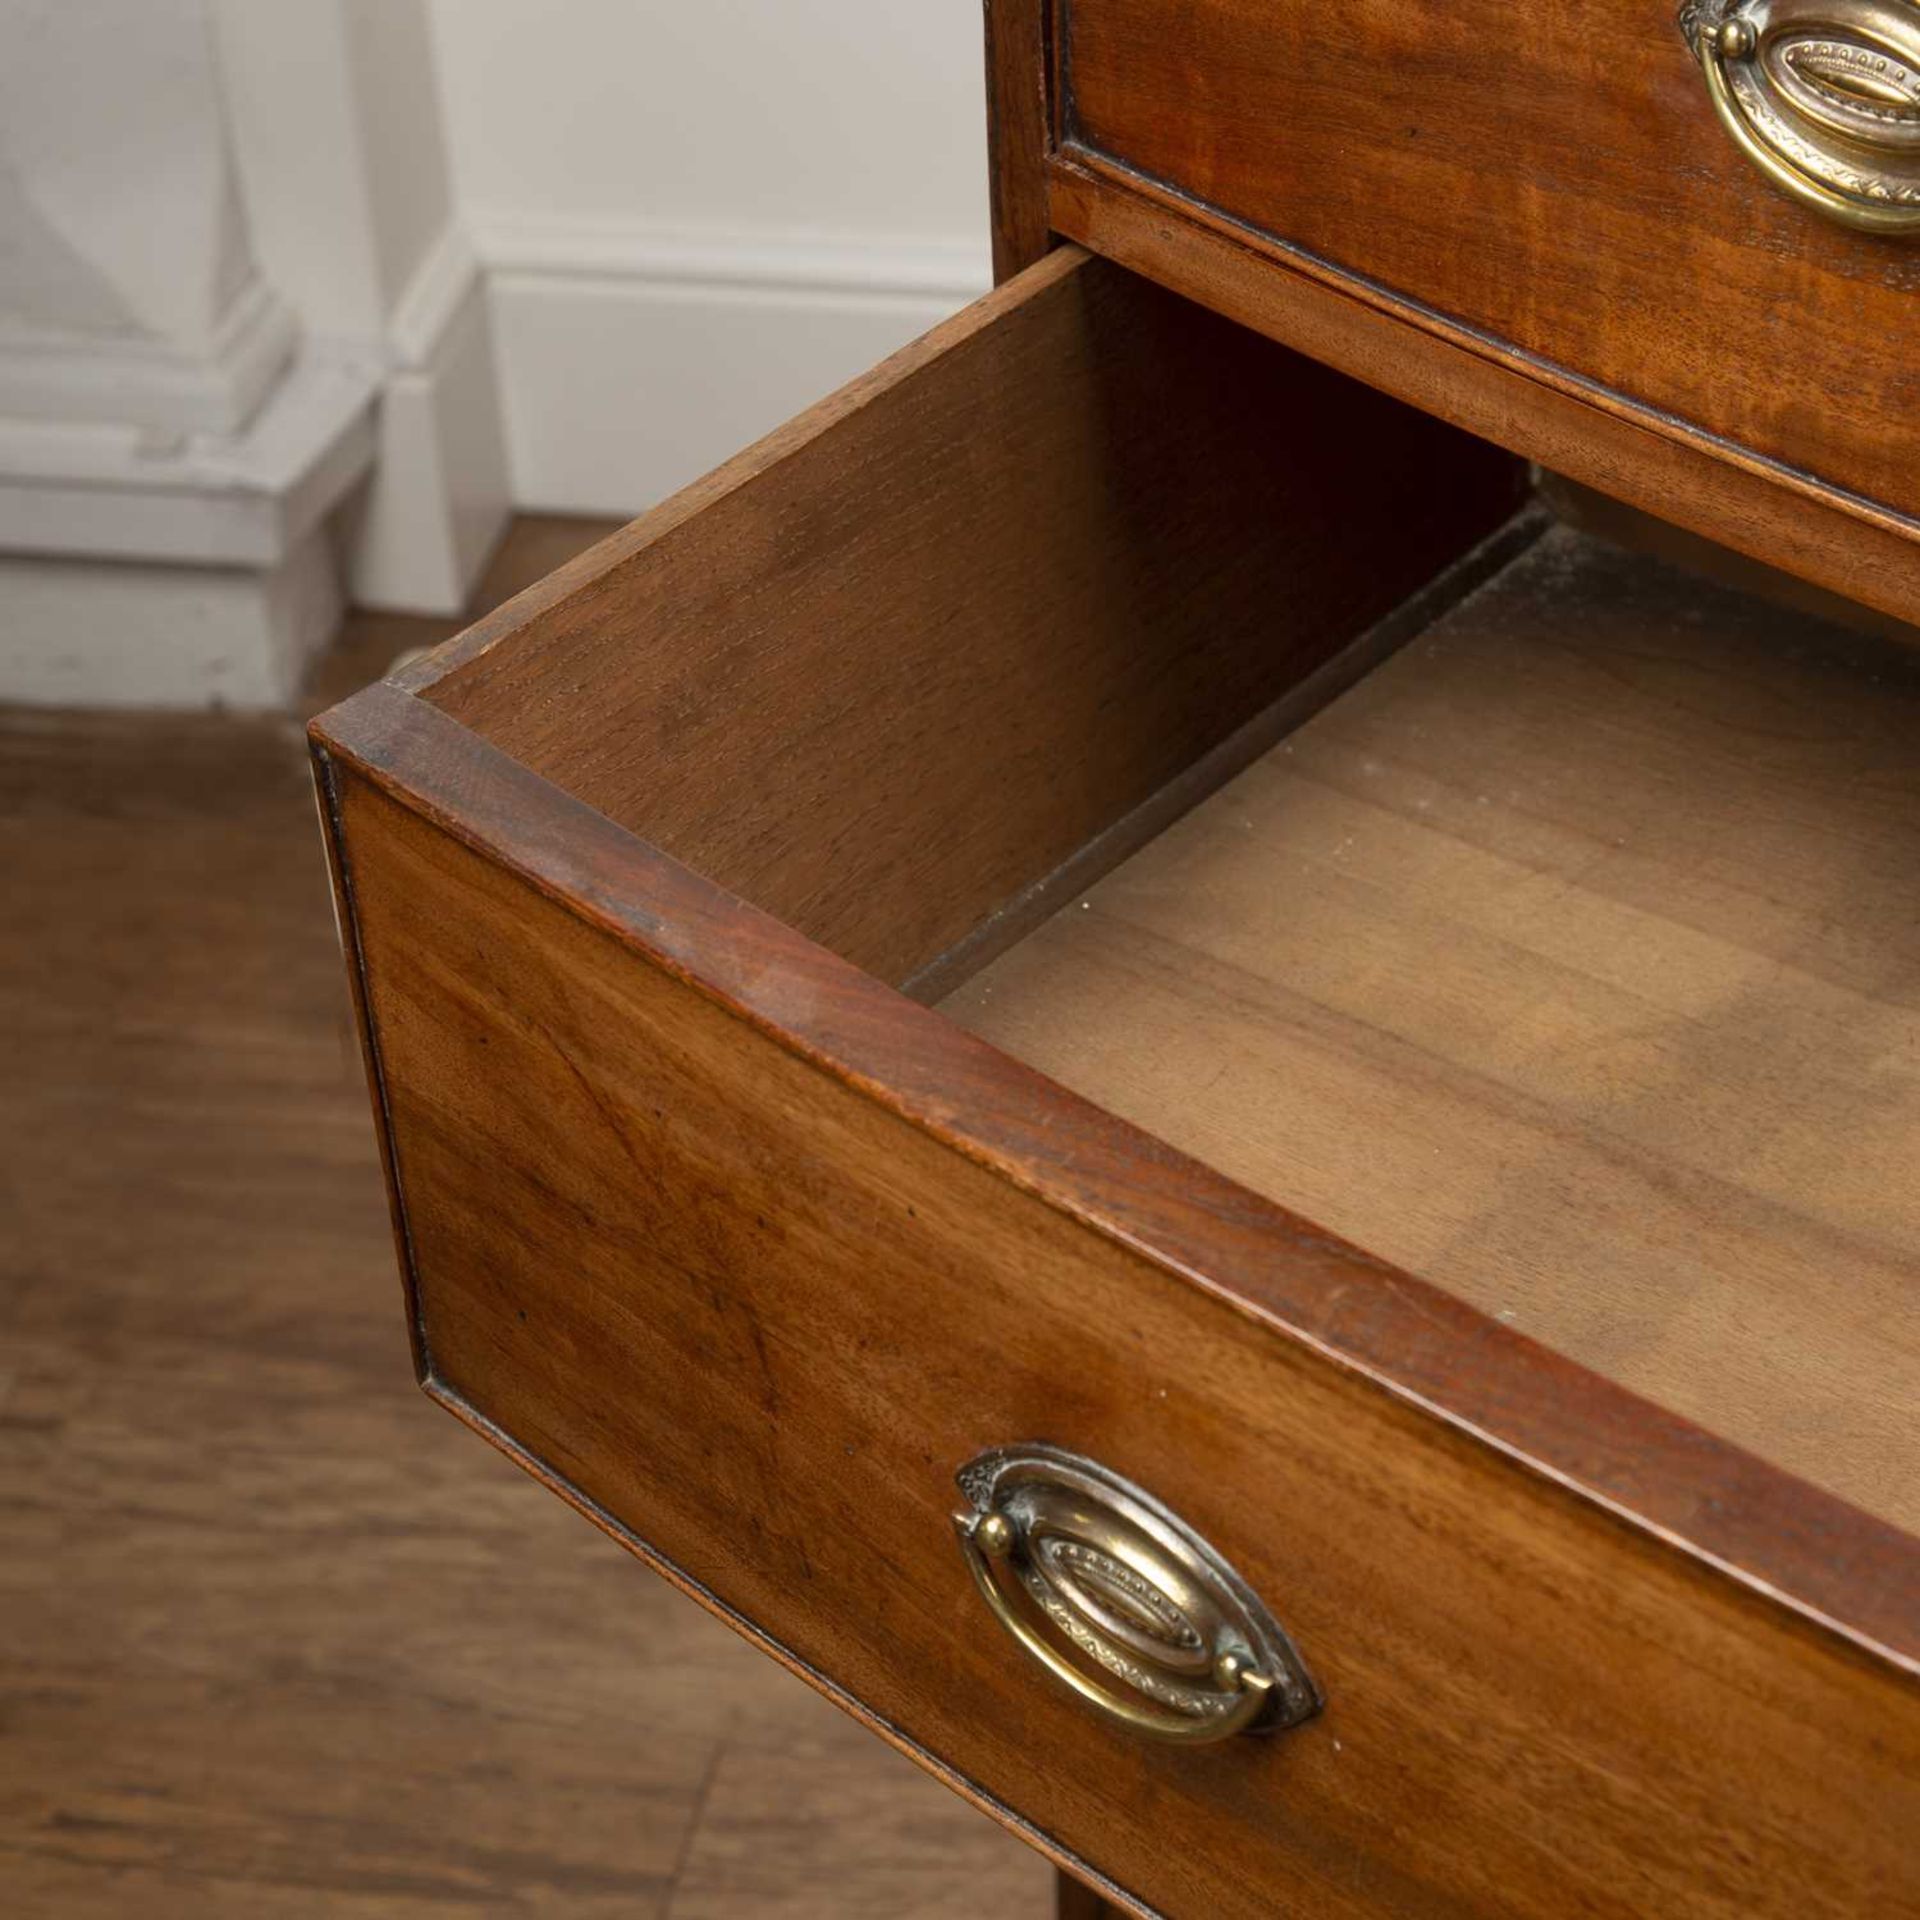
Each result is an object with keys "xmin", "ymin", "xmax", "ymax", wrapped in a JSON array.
[
  {"xmin": 0, "ymin": 526, "xmax": 342, "ymax": 712},
  {"xmin": 0, "ymin": 227, "xmax": 513, "ymax": 709},
  {"xmin": 339, "ymin": 227, "xmax": 512, "ymax": 617},
  {"xmin": 0, "ymin": 345, "xmax": 378, "ymax": 711},
  {"xmin": 470, "ymin": 214, "xmax": 991, "ymax": 518}
]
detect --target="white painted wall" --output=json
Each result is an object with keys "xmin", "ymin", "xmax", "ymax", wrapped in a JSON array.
[
  {"xmin": 0, "ymin": 0, "xmax": 370, "ymax": 708},
  {"xmin": 211, "ymin": 0, "xmax": 512, "ymax": 613},
  {"xmin": 0, "ymin": 0, "xmax": 295, "ymax": 434},
  {"xmin": 0, "ymin": 0, "xmax": 513, "ymax": 709},
  {"xmin": 431, "ymin": 1, "xmax": 989, "ymax": 239},
  {"xmin": 426, "ymin": 0, "xmax": 992, "ymax": 514},
  {"xmin": 0, "ymin": 2, "xmax": 986, "ymax": 705}
]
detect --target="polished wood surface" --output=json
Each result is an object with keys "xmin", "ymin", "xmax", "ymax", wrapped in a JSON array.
[
  {"xmin": 0, "ymin": 534, "xmax": 1046, "ymax": 1918},
  {"xmin": 945, "ymin": 526, "xmax": 1920, "ymax": 1531},
  {"xmin": 422, "ymin": 249, "xmax": 1522, "ymax": 990},
  {"xmin": 337, "ymin": 254, "xmax": 1919, "ymax": 1673},
  {"xmin": 1060, "ymin": 0, "xmax": 1920, "ymax": 526},
  {"xmin": 313, "ymin": 243, "xmax": 1919, "ymax": 1911},
  {"xmin": 984, "ymin": 0, "xmax": 1054, "ymax": 280},
  {"xmin": 316, "ymin": 683, "xmax": 1917, "ymax": 1919},
  {"xmin": 310, "ymin": 212, "xmax": 1920, "ymax": 1918},
  {"xmin": 1044, "ymin": 157, "xmax": 1920, "ymax": 630}
]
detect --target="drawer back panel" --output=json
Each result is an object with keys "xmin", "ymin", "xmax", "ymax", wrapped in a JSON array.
[{"xmin": 425, "ymin": 254, "xmax": 1519, "ymax": 990}]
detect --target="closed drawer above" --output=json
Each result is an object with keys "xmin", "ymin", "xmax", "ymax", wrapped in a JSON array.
[
  {"xmin": 1045, "ymin": 0, "xmax": 1920, "ymax": 622},
  {"xmin": 313, "ymin": 248, "xmax": 1918, "ymax": 1918}
]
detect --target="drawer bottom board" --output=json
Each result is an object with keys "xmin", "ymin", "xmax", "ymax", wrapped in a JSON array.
[{"xmin": 945, "ymin": 525, "xmax": 1920, "ymax": 1534}]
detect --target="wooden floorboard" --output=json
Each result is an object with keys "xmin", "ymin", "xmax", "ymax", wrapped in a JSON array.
[{"xmin": 0, "ymin": 519, "xmax": 1049, "ymax": 1918}]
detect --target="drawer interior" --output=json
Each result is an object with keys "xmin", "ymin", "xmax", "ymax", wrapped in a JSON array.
[
  {"xmin": 420, "ymin": 249, "xmax": 1916, "ymax": 1540},
  {"xmin": 944, "ymin": 526, "xmax": 1920, "ymax": 1534}
]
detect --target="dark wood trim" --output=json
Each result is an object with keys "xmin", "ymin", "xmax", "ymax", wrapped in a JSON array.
[
  {"xmin": 314, "ymin": 677, "xmax": 1918, "ymax": 1673},
  {"xmin": 309, "ymin": 740, "xmax": 432, "ymax": 1385},
  {"xmin": 983, "ymin": 0, "xmax": 1055, "ymax": 280},
  {"xmin": 1044, "ymin": 149, "xmax": 1920, "ymax": 629}
]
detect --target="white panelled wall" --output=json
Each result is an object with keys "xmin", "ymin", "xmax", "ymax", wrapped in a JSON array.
[
  {"xmin": 0, "ymin": 1, "xmax": 987, "ymax": 706},
  {"xmin": 428, "ymin": 0, "xmax": 991, "ymax": 515},
  {"xmin": 212, "ymin": 0, "xmax": 513, "ymax": 616}
]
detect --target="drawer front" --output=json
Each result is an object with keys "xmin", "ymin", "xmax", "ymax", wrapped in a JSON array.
[
  {"xmin": 322, "ymin": 747, "xmax": 1912, "ymax": 1920},
  {"xmin": 1059, "ymin": 0, "xmax": 1920, "ymax": 527}
]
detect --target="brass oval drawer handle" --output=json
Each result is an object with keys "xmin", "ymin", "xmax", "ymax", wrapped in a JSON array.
[
  {"xmin": 1681, "ymin": 1, "xmax": 1920, "ymax": 233},
  {"xmin": 951, "ymin": 1445, "xmax": 1322, "ymax": 1744}
]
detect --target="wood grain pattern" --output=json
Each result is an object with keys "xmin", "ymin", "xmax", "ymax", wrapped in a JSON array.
[
  {"xmin": 1059, "ymin": 0, "xmax": 1920, "ymax": 526},
  {"xmin": 0, "ymin": 688, "xmax": 1044, "ymax": 1918},
  {"xmin": 984, "ymin": 0, "xmax": 1055, "ymax": 280},
  {"xmin": 1045, "ymin": 156, "xmax": 1920, "ymax": 629},
  {"xmin": 944, "ymin": 526, "xmax": 1920, "ymax": 1532},
  {"xmin": 313, "ymin": 688, "xmax": 1919, "ymax": 1920},
  {"xmin": 422, "ymin": 248, "xmax": 1523, "ymax": 990},
  {"xmin": 308, "ymin": 175, "xmax": 1920, "ymax": 1911}
]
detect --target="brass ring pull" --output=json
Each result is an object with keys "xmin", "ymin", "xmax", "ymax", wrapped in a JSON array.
[
  {"xmin": 951, "ymin": 1445, "xmax": 1322, "ymax": 1744},
  {"xmin": 1681, "ymin": 1, "xmax": 1920, "ymax": 233}
]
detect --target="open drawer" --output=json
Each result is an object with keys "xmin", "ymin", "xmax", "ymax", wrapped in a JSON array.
[{"xmin": 311, "ymin": 247, "xmax": 1918, "ymax": 1919}]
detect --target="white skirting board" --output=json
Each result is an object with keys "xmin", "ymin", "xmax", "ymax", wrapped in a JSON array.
[
  {"xmin": 0, "ymin": 526, "xmax": 341, "ymax": 712},
  {"xmin": 473, "ymin": 217, "xmax": 991, "ymax": 517},
  {"xmin": 0, "ymin": 232, "xmax": 511, "ymax": 709},
  {"xmin": 338, "ymin": 233, "xmax": 513, "ymax": 614},
  {"xmin": 0, "ymin": 343, "xmax": 375, "ymax": 709}
]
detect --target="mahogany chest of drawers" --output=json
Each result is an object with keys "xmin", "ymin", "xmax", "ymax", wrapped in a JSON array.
[{"xmin": 314, "ymin": 5, "xmax": 1919, "ymax": 1914}]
